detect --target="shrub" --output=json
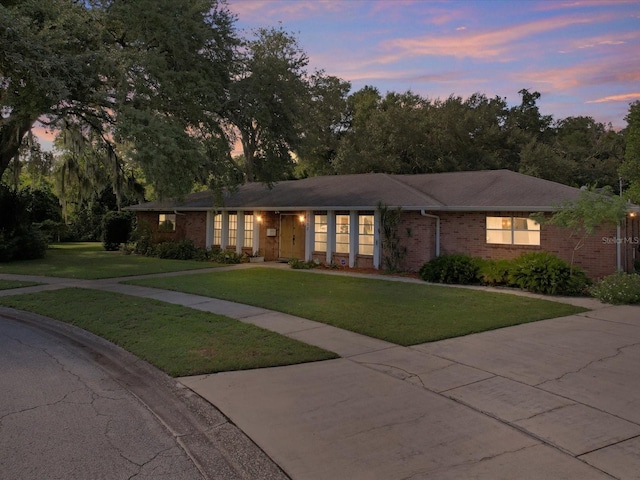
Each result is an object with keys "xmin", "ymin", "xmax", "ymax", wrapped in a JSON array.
[
  {"xmin": 102, "ymin": 211, "xmax": 133, "ymax": 251},
  {"xmin": 477, "ymin": 258, "xmax": 513, "ymax": 286},
  {"xmin": 590, "ymin": 273, "xmax": 640, "ymax": 304},
  {"xmin": 419, "ymin": 254, "xmax": 480, "ymax": 285},
  {"xmin": 509, "ymin": 251, "xmax": 589, "ymax": 295},
  {"xmin": 209, "ymin": 248, "xmax": 242, "ymax": 264},
  {"xmin": 153, "ymin": 240, "xmax": 208, "ymax": 261},
  {"xmin": 288, "ymin": 258, "xmax": 318, "ymax": 269}
]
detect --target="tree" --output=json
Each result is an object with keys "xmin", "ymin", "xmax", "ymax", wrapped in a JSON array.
[
  {"xmin": 226, "ymin": 26, "xmax": 311, "ymax": 183},
  {"xmin": 293, "ymin": 72, "xmax": 350, "ymax": 177},
  {"xmin": 533, "ymin": 188, "xmax": 627, "ymax": 272},
  {"xmin": 334, "ymin": 88, "xmax": 436, "ymax": 174},
  {"xmin": 619, "ymin": 101, "xmax": 640, "ymax": 202},
  {"xmin": 1, "ymin": 0, "xmax": 237, "ymax": 198}
]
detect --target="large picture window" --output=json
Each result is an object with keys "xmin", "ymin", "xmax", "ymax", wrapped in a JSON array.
[
  {"xmin": 314, "ymin": 214, "xmax": 327, "ymax": 252},
  {"xmin": 486, "ymin": 216, "xmax": 540, "ymax": 245},
  {"xmin": 335, "ymin": 214, "xmax": 350, "ymax": 254},
  {"xmin": 358, "ymin": 214, "xmax": 374, "ymax": 255}
]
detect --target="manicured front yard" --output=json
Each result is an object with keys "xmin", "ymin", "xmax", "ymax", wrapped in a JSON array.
[
  {"xmin": 0, "ymin": 243, "xmax": 216, "ymax": 279},
  {"xmin": 0, "ymin": 288, "xmax": 336, "ymax": 376},
  {"xmin": 129, "ymin": 268, "xmax": 588, "ymax": 345}
]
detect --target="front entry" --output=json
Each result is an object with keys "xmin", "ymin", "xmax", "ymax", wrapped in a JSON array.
[{"xmin": 280, "ymin": 214, "xmax": 306, "ymax": 259}]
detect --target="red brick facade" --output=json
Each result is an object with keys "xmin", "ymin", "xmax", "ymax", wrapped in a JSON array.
[
  {"xmin": 136, "ymin": 209, "xmax": 638, "ymax": 279},
  {"xmin": 395, "ymin": 210, "xmax": 636, "ymax": 279}
]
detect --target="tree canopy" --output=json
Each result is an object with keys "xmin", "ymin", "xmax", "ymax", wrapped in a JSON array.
[{"xmin": 1, "ymin": 0, "xmax": 236, "ymax": 198}]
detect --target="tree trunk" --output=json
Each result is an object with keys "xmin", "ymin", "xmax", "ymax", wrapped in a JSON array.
[{"xmin": 0, "ymin": 117, "xmax": 36, "ymax": 182}]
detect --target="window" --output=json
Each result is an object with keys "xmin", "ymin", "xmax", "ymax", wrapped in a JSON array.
[
  {"xmin": 243, "ymin": 214, "xmax": 254, "ymax": 248},
  {"xmin": 314, "ymin": 214, "xmax": 327, "ymax": 252},
  {"xmin": 335, "ymin": 214, "xmax": 350, "ymax": 254},
  {"xmin": 486, "ymin": 216, "xmax": 540, "ymax": 245},
  {"xmin": 158, "ymin": 214, "xmax": 176, "ymax": 232},
  {"xmin": 228, "ymin": 213, "xmax": 237, "ymax": 246},
  {"xmin": 213, "ymin": 214, "xmax": 222, "ymax": 245},
  {"xmin": 358, "ymin": 214, "xmax": 374, "ymax": 255}
]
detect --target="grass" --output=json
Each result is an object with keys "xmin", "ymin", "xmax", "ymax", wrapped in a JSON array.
[
  {"xmin": 0, "ymin": 243, "xmax": 217, "ymax": 279},
  {"xmin": 128, "ymin": 268, "xmax": 588, "ymax": 345},
  {"xmin": 0, "ymin": 280, "xmax": 40, "ymax": 290},
  {"xmin": 0, "ymin": 288, "xmax": 336, "ymax": 376}
]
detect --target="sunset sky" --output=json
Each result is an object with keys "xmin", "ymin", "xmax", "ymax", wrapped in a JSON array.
[{"xmin": 228, "ymin": 0, "xmax": 640, "ymax": 130}]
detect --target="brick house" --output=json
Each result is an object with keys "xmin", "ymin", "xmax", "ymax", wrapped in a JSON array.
[{"xmin": 127, "ymin": 170, "xmax": 639, "ymax": 279}]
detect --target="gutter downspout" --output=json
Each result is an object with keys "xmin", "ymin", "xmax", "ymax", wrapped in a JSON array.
[{"xmin": 421, "ymin": 210, "xmax": 440, "ymax": 257}]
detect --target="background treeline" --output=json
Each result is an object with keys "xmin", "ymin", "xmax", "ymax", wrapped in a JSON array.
[{"xmin": 1, "ymin": 0, "xmax": 639, "ymax": 259}]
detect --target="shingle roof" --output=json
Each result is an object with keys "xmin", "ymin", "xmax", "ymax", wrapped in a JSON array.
[{"xmin": 127, "ymin": 170, "xmax": 582, "ymax": 212}]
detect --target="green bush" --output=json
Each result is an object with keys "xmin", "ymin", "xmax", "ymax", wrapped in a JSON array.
[
  {"xmin": 477, "ymin": 258, "xmax": 513, "ymax": 286},
  {"xmin": 209, "ymin": 248, "xmax": 242, "ymax": 264},
  {"xmin": 102, "ymin": 211, "xmax": 133, "ymax": 251},
  {"xmin": 153, "ymin": 240, "xmax": 208, "ymax": 261},
  {"xmin": 288, "ymin": 258, "xmax": 318, "ymax": 269},
  {"xmin": 590, "ymin": 273, "xmax": 640, "ymax": 304},
  {"xmin": 509, "ymin": 251, "xmax": 588, "ymax": 295},
  {"xmin": 419, "ymin": 254, "xmax": 480, "ymax": 285}
]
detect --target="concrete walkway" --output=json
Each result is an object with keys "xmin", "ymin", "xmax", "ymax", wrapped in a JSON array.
[{"xmin": 1, "ymin": 266, "xmax": 639, "ymax": 479}]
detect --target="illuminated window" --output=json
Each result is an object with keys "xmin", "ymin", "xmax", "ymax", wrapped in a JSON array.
[
  {"xmin": 486, "ymin": 216, "xmax": 540, "ymax": 245},
  {"xmin": 213, "ymin": 214, "xmax": 221, "ymax": 245},
  {"xmin": 335, "ymin": 214, "xmax": 350, "ymax": 254},
  {"xmin": 314, "ymin": 214, "xmax": 327, "ymax": 252},
  {"xmin": 228, "ymin": 213, "xmax": 237, "ymax": 246},
  {"xmin": 358, "ymin": 214, "xmax": 374, "ymax": 255},
  {"xmin": 158, "ymin": 214, "xmax": 176, "ymax": 232},
  {"xmin": 243, "ymin": 214, "xmax": 254, "ymax": 248}
]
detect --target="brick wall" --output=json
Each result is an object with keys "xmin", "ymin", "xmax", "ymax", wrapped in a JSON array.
[{"xmin": 395, "ymin": 210, "xmax": 624, "ymax": 279}]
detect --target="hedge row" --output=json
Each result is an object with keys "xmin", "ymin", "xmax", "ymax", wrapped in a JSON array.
[{"xmin": 419, "ymin": 252, "xmax": 590, "ymax": 296}]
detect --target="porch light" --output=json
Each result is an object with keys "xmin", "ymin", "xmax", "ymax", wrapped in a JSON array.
[
  {"xmin": 257, "ymin": 215, "xmax": 263, "ymax": 223},
  {"xmin": 299, "ymin": 214, "xmax": 306, "ymax": 224}
]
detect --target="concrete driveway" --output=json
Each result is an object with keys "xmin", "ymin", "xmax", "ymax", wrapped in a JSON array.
[
  {"xmin": 181, "ymin": 304, "xmax": 640, "ymax": 479},
  {"xmin": 2, "ymin": 267, "xmax": 640, "ymax": 478}
]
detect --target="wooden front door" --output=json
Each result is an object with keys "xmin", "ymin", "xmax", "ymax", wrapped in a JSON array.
[{"xmin": 280, "ymin": 215, "xmax": 305, "ymax": 259}]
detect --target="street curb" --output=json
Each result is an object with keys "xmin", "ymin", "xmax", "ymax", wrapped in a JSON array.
[{"xmin": 0, "ymin": 306, "xmax": 289, "ymax": 480}]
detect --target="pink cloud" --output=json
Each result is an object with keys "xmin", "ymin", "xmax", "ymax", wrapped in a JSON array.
[
  {"xmin": 587, "ymin": 93, "xmax": 640, "ymax": 104},
  {"xmin": 381, "ymin": 15, "xmax": 594, "ymax": 61},
  {"xmin": 512, "ymin": 57, "xmax": 639, "ymax": 91}
]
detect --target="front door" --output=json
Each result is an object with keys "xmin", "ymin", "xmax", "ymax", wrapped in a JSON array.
[{"xmin": 280, "ymin": 215, "xmax": 306, "ymax": 259}]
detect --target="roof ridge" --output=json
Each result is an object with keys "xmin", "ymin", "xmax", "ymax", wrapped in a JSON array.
[{"xmin": 384, "ymin": 173, "xmax": 446, "ymax": 206}]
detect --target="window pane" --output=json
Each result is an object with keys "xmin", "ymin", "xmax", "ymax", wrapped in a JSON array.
[
  {"xmin": 514, "ymin": 231, "xmax": 540, "ymax": 245},
  {"xmin": 314, "ymin": 214, "xmax": 327, "ymax": 252},
  {"xmin": 486, "ymin": 216, "xmax": 508, "ymax": 229},
  {"xmin": 358, "ymin": 214, "xmax": 374, "ymax": 256},
  {"xmin": 335, "ymin": 215, "xmax": 350, "ymax": 254},
  {"xmin": 243, "ymin": 214, "xmax": 253, "ymax": 248},
  {"xmin": 228, "ymin": 214, "xmax": 237, "ymax": 246},
  {"xmin": 213, "ymin": 214, "xmax": 221, "ymax": 245},
  {"xmin": 486, "ymin": 230, "xmax": 511, "ymax": 244},
  {"xmin": 159, "ymin": 214, "xmax": 176, "ymax": 232}
]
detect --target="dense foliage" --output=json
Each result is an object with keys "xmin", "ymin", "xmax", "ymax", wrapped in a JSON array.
[
  {"xmin": 419, "ymin": 254, "xmax": 480, "ymax": 285},
  {"xmin": 590, "ymin": 273, "xmax": 640, "ymax": 304},
  {"xmin": 421, "ymin": 252, "xmax": 589, "ymax": 296}
]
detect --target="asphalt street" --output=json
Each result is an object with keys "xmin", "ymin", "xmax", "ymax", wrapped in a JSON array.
[{"xmin": 0, "ymin": 310, "xmax": 287, "ymax": 480}]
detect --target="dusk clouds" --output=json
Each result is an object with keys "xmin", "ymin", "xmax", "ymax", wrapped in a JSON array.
[{"xmin": 228, "ymin": 0, "xmax": 640, "ymax": 128}]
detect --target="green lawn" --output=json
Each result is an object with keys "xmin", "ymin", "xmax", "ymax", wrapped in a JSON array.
[
  {"xmin": 0, "ymin": 280, "xmax": 40, "ymax": 290},
  {"xmin": 0, "ymin": 288, "xmax": 336, "ymax": 376},
  {"xmin": 129, "ymin": 269, "xmax": 588, "ymax": 345},
  {"xmin": 0, "ymin": 243, "xmax": 217, "ymax": 279}
]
